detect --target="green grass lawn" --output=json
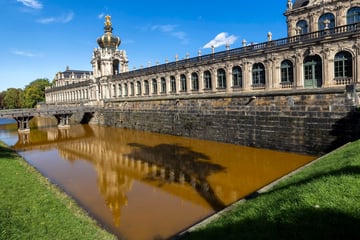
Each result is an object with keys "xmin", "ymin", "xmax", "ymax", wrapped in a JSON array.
[
  {"xmin": 182, "ymin": 140, "xmax": 360, "ymax": 240},
  {"xmin": 0, "ymin": 141, "xmax": 115, "ymax": 240}
]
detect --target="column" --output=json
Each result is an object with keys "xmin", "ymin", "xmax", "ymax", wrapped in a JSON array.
[
  {"xmin": 226, "ymin": 64, "xmax": 232, "ymax": 92},
  {"xmin": 295, "ymin": 54, "xmax": 303, "ymax": 88},
  {"xmin": 198, "ymin": 69, "xmax": 204, "ymax": 93},
  {"xmin": 243, "ymin": 62, "xmax": 252, "ymax": 91}
]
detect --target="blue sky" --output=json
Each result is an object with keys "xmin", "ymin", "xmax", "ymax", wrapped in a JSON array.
[{"xmin": 0, "ymin": 0, "xmax": 288, "ymax": 91}]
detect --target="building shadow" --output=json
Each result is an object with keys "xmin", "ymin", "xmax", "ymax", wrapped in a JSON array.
[
  {"xmin": 327, "ymin": 108, "xmax": 360, "ymax": 152},
  {"xmin": 177, "ymin": 165, "xmax": 360, "ymax": 240},
  {"xmin": 126, "ymin": 143, "xmax": 227, "ymax": 210},
  {"xmin": 180, "ymin": 207, "xmax": 360, "ymax": 240},
  {"xmin": 80, "ymin": 112, "xmax": 94, "ymax": 124}
]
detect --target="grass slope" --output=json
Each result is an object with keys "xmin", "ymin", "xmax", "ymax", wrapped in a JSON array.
[
  {"xmin": 0, "ymin": 142, "xmax": 115, "ymax": 240},
  {"xmin": 183, "ymin": 140, "xmax": 360, "ymax": 240}
]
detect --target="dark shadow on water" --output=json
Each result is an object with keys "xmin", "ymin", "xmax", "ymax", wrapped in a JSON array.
[{"xmin": 126, "ymin": 143, "xmax": 227, "ymax": 210}]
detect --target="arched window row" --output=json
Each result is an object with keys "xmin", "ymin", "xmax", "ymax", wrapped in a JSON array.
[
  {"xmin": 102, "ymin": 50, "xmax": 353, "ymax": 99},
  {"xmin": 47, "ymin": 88, "xmax": 89, "ymax": 103},
  {"xmin": 295, "ymin": 6, "xmax": 360, "ymax": 35}
]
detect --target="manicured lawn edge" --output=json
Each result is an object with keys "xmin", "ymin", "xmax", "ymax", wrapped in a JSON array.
[
  {"xmin": 176, "ymin": 141, "xmax": 360, "ymax": 240},
  {"xmin": 0, "ymin": 141, "xmax": 116, "ymax": 240}
]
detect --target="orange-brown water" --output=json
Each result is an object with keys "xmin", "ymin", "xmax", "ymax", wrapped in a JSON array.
[{"xmin": 0, "ymin": 119, "xmax": 315, "ymax": 240}]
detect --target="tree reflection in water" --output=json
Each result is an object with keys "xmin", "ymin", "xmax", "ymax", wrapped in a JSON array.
[{"xmin": 126, "ymin": 143, "xmax": 227, "ymax": 210}]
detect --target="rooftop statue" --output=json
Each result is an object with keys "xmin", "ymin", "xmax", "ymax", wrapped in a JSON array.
[{"xmin": 105, "ymin": 15, "xmax": 112, "ymax": 27}]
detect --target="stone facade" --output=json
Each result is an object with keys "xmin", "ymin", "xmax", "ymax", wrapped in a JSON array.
[
  {"xmin": 46, "ymin": 1, "xmax": 360, "ymax": 105},
  {"xmin": 44, "ymin": 1, "xmax": 360, "ymax": 154}
]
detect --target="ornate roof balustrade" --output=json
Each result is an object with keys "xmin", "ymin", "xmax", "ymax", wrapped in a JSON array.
[{"xmin": 111, "ymin": 23, "xmax": 360, "ymax": 81}]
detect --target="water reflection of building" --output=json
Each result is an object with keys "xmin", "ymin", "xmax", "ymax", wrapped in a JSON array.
[
  {"xmin": 56, "ymin": 138, "xmax": 226, "ymax": 225},
  {"xmin": 13, "ymin": 124, "xmax": 314, "ymax": 228}
]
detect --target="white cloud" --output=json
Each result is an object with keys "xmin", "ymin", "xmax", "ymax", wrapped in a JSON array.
[
  {"xmin": 12, "ymin": 49, "xmax": 42, "ymax": 57},
  {"xmin": 151, "ymin": 24, "xmax": 188, "ymax": 44},
  {"xmin": 17, "ymin": 0, "xmax": 43, "ymax": 9},
  {"xmin": 98, "ymin": 13, "xmax": 105, "ymax": 19},
  {"xmin": 37, "ymin": 17, "xmax": 56, "ymax": 24},
  {"xmin": 203, "ymin": 32, "xmax": 238, "ymax": 49},
  {"xmin": 151, "ymin": 24, "xmax": 177, "ymax": 32},
  {"xmin": 37, "ymin": 11, "xmax": 74, "ymax": 24}
]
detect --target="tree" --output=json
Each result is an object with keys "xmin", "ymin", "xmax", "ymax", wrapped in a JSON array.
[
  {"xmin": 0, "ymin": 91, "xmax": 4, "ymax": 109},
  {"xmin": 3, "ymin": 88, "xmax": 23, "ymax": 109},
  {"xmin": 22, "ymin": 78, "xmax": 50, "ymax": 108}
]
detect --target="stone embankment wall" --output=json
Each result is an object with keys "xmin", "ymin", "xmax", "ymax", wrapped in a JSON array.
[{"xmin": 89, "ymin": 88, "xmax": 360, "ymax": 155}]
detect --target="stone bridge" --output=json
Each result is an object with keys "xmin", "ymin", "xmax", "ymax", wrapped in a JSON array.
[{"xmin": 0, "ymin": 106, "xmax": 97, "ymax": 132}]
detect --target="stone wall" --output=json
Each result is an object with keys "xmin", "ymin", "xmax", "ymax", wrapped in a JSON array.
[{"xmin": 89, "ymin": 87, "xmax": 360, "ymax": 155}]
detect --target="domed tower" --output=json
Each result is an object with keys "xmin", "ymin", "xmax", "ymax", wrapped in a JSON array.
[
  {"xmin": 284, "ymin": 0, "xmax": 359, "ymax": 37},
  {"xmin": 91, "ymin": 15, "xmax": 129, "ymax": 78}
]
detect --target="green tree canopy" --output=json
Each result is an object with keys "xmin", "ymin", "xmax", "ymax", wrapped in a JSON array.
[
  {"xmin": 2, "ymin": 88, "xmax": 23, "ymax": 109},
  {"xmin": 22, "ymin": 78, "xmax": 50, "ymax": 108},
  {"xmin": 0, "ymin": 91, "xmax": 4, "ymax": 109}
]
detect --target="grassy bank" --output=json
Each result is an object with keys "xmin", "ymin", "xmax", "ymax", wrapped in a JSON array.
[
  {"xmin": 0, "ymin": 141, "xmax": 115, "ymax": 240},
  {"xmin": 182, "ymin": 140, "xmax": 360, "ymax": 240}
]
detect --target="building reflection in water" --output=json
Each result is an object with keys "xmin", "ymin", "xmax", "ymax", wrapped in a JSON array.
[{"xmin": 10, "ymin": 121, "xmax": 315, "ymax": 240}]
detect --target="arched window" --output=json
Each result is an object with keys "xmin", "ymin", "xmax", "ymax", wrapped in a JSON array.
[
  {"xmin": 136, "ymin": 81, "xmax": 141, "ymax": 95},
  {"xmin": 191, "ymin": 72, "xmax": 199, "ymax": 91},
  {"xmin": 252, "ymin": 63, "xmax": 266, "ymax": 86},
  {"xmin": 152, "ymin": 79, "xmax": 158, "ymax": 94},
  {"xmin": 170, "ymin": 76, "xmax": 176, "ymax": 93},
  {"xmin": 204, "ymin": 70, "xmax": 212, "ymax": 90},
  {"xmin": 130, "ymin": 82, "xmax": 134, "ymax": 96},
  {"xmin": 217, "ymin": 68, "xmax": 226, "ymax": 89},
  {"xmin": 347, "ymin": 7, "xmax": 360, "ymax": 24},
  {"xmin": 113, "ymin": 59, "xmax": 119, "ymax": 75},
  {"xmin": 180, "ymin": 74, "xmax": 187, "ymax": 92},
  {"xmin": 232, "ymin": 66, "xmax": 242, "ymax": 88},
  {"xmin": 161, "ymin": 77, "xmax": 166, "ymax": 93},
  {"xmin": 334, "ymin": 51, "xmax": 353, "ymax": 78},
  {"xmin": 118, "ymin": 83, "xmax": 122, "ymax": 97},
  {"xmin": 124, "ymin": 83, "xmax": 128, "ymax": 96},
  {"xmin": 144, "ymin": 80, "xmax": 149, "ymax": 95},
  {"xmin": 281, "ymin": 60, "xmax": 294, "ymax": 83},
  {"xmin": 318, "ymin": 13, "xmax": 335, "ymax": 31},
  {"xmin": 296, "ymin": 20, "xmax": 308, "ymax": 34},
  {"xmin": 304, "ymin": 55, "xmax": 322, "ymax": 88}
]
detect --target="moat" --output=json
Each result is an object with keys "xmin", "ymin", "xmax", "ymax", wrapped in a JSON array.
[{"xmin": 0, "ymin": 118, "xmax": 315, "ymax": 240}]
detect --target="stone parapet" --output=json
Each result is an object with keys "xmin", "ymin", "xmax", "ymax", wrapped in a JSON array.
[{"xmin": 89, "ymin": 88, "xmax": 359, "ymax": 155}]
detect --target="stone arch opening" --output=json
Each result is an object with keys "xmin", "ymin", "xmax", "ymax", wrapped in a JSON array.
[
  {"xmin": 334, "ymin": 51, "xmax": 353, "ymax": 84},
  {"xmin": 303, "ymin": 55, "xmax": 322, "ymax": 88},
  {"xmin": 217, "ymin": 68, "xmax": 226, "ymax": 89},
  {"xmin": 347, "ymin": 7, "xmax": 360, "ymax": 24},
  {"xmin": 113, "ymin": 59, "xmax": 120, "ymax": 75},
  {"xmin": 281, "ymin": 60, "xmax": 294, "ymax": 85},
  {"xmin": 318, "ymin": 13, "xmax": 335, "ymax": 31},
  {"xmin": 232, "ymin": 66, "xmax": 242, "ymax": 88},
  {"xmin": 191, "ymin": 72, "xmax": 199, "ymax": 91},
  {"xmin": 252, "ymin": 63, "xmax": 266, "ymax": 87}
]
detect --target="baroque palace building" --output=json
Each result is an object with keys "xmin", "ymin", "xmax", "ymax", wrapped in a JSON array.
[{"xmin": 45, "ymin": 0, "xmax": 360, "ymax": 105}]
